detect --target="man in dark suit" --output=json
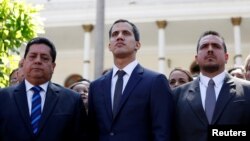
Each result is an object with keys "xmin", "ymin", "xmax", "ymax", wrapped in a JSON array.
[
  {"xmin": 0, "ymin": 37, "xmax": 87, "ymax": 141},
  {"xmin": 88, "ymin": 19, "xmax": 174, "ymax": 141},
  {"xmin": 173, "ymin": 31, "xmax": 250, "ymax": 141}
]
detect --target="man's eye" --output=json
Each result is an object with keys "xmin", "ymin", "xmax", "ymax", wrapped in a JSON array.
[
  {"xmin": 41, "ymin": 56, "xmax": 50, "ymax": 62},
  {"xmin": 112, "ymin": 32, "xmax": 118, "ymax": 37},
  {"xmin": 199, "ymin": 45, "xmax": 207, "ymax": 50},
  {"xmin": 28, "ymin": 55, "xmax": 36, "ymax": 60},
  {"xmin": 123, "ymin": 31, "xmax": 130, "ymax": 36},
  {"xmin": 211, "ymin": 43, "xmax": 220, "ymax": 49},
  {"xmin": 42, "ymin": 57, "xmax": 49, "ymax": 61}
]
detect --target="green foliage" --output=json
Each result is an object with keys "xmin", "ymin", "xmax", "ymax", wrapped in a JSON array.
[{"xmin": 0, "ymin": 0, "xmax": 44, "ymax": 87}]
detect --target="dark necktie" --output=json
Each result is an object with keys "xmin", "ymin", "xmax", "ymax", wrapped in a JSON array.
[
  {"xmin": 31, "ymin": 86, "xmax": 42, "ymax": 134},
  {"xmin": 205, "ymin": 79, "xmax": 216, "ymax": 124},
  {"xmin": 113, "ymin": 70, "xmax": 126, "ymax": 117}
]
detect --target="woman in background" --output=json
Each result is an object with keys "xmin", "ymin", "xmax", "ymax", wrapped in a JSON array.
[
  {"xmin": 69, "ymin": 78, "xmax": 91, "ymax": 112},
  {"xmin": 169, "ymin": 68, "xmax": 193, "ymax": 89}
]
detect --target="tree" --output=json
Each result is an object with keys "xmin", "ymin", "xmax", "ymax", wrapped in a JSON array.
[{"xmin": 0, "ymin": 0, "xmax": 44, "ymax": 87}]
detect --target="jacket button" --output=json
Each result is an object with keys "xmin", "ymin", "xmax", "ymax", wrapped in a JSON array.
[{"xmin": 110, "ymin": 132, "xmax": 115, "ymax": 136}]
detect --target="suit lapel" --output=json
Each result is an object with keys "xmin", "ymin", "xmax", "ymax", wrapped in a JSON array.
[
  {"xmin": 13, "ymin": 82, "xmax": 34, "ymax": 134},
  {"xmin": 102, "ymin": 71, "xmax": 113, "ymax": 120},
  {"xmin": 212, "ymin": 74, "xmax": 236, "ymax": 124},
  {"xmin": 113, "ymin": 64, "xmax": 143, "ymax": 119},
  {"xmin": 186, "ymin": 78, "xmax": 208, "ymax": 125},
  {"xmin": 38, "ymin": 82, "xmax": 59, "ymax": 134}
]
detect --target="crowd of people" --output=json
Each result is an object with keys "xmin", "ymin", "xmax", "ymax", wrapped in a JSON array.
[{"xmin": 1, "ymin": 19, "xmax": 250, "ymax": 141}]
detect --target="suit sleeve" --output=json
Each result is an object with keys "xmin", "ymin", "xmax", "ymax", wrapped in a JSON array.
[
  {"xmin": 150, "ymin": 74, "xmax": 174, "ymax": 141},
  {"xmin": 87, "ymin": 83, "xmax": 99, "ymax": 141},
  {"xmin": 71, "ymin": 93, "xmax": 88, "ymax": 141}
]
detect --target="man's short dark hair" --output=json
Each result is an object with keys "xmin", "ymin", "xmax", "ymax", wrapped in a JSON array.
[
  {"xmin": 109, "ymin": 19, "xmax": 140, "ymax": 41},
  {"xmin": 196, "ymin": 30, "xmax": 227, "ymax": 53},
  {"xmin": 24, "ymin": 37, "xmax": 57, "ymax": 63}
]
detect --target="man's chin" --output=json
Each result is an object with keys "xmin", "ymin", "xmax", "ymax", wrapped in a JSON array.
[
  {"xmin": 202, "ymin": 65, "xmax": 219, "ymax": 73},
  {"xmin": 29, "ymin": 74, "xmax": 45, "ymax": 79}
]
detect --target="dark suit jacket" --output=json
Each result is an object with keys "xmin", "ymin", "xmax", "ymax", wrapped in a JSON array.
[
  {"xmin": 173, "ymin": 74, "xmax": 250, "ymax": 141},
  {"xmin": 0, "ymin": 81, "xmax": 87, "ymax": 141},
  {"xmin": 88, "ymin": 64, "xmax": 174, "ymax": 141}
]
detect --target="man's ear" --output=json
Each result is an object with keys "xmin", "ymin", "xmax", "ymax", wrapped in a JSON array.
[
  {"xmin": 225, "ymin": 53, "xmax": 229, "ymax": 64},
  {"xmin": 135, "ymin": 41, "xmax": 141, "ymax": 51},
  {"xmin": 108, "ymin": 43, "xmax": 111, "ymax": 51},
  {"xmin": 195, "ymin": 55, "xmax": 198, "ymax": 65}
]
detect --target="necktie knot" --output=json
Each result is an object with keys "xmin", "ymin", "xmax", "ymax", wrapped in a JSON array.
[
  {"xmin": 31, "ymin": 86, "xmax": 42, "ymax": 93},
  {"xmin": 208, "ymin": 79, "xmax": 215, "ymax": 86},
  {"xmin": 117, "ymin": 70, "xmax": 126, "ymax": 78}
]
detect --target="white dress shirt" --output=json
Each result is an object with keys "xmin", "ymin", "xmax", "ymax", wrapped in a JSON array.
[
  {"xmin": 199, "ymin": 71, "xmax": 226, "ymax": 110},
  {"xmin": 111, "ymin": 60, "xmax": 138, "ymax": 108}
]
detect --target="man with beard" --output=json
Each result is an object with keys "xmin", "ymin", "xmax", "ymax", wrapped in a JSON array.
[{"xmin": 172, "ymin": 31, "xmax": 250, "ymax": 141}]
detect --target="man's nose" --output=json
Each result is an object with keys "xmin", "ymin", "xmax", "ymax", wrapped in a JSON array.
[
  {"xmin": 208, "ymin": 45, "xmax": 213, "ymax": 51},
  {"xmin": 117, "ymin": 32, "xmax": 124, "ymax": 40},
  {"xmin": 34, "ymin": 56, "xmax": 42, "ymax": 63}
]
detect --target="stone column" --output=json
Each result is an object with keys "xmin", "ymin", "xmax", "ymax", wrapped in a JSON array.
[
  {"xmin": 231, "ymin": 17, "xmax": 242, "ymax": 66},
  {"xmin": 82, "ymin": 24, "xmax": 94, "ymax": 79},
  {"xmin": 95, "ymin": 0, "xmax": 105, "ymax": 79},
  {"xmin": 156, "ymin": 20, "xmax": 167, "ymax": 74}
]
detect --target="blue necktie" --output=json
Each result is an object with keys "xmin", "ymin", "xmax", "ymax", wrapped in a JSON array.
[
  {"xmin": 31, "ymin": 86, "xmax": 42, "ymax": 134},
  {"xmin": 205, "ymin": 79, "xmax": 216, "ymax": 124},
  {"xmin": 113, "ymin": 70, "xmax": 126, "ymax": 117}
]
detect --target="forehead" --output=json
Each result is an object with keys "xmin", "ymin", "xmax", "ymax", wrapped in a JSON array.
[
  {"xmin": 11, "ymin": 71, "xmax": 18, "ymax": 77},
  {"xmin": 199, "ymin": 35, "xmax": 223, "ymax": 45},
  {"xmin": 28, "ymin": 44, "xmax": 51, "ymax": 54},
  {"xmin": 231, "ymin": 69, "xmax": 243, "ymax": 74},
  {"xmin": 111, "ymin": 22, "xmax": 133, "ymax": 33},
  {"xmin": 81, "ymin": 81, "xmax": 90, "ymax": 86},
  {"xmin": 170, "ymin": 70, "xmax": 188, "ymax": 78},
  {"xmin": 73, "ymin": 83, "xmax": 88, "ymax": 89}
]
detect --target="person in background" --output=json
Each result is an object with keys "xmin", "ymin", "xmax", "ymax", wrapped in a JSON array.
[
  {"xmin": 9, "ymin": 59, "xmax": 25, "ymax": 86},
  {"xmin": 102, "ymin": 68, "xmax": 112, "ymax": 75},
  {"xmin": 17, "ymin": 58, "xmax": 25, "ymax": 83},
  {"xmin": 169, "ymin": 67, "xmax": 193, "ymax": 89},
  {"xmin": 69, "ymin": 78, "xmax": 91, "ymax": 112},
  {"xmin": 0, "ymin": 37, "xmax": 87, "ymax": 141},
  {"xmin": 88, "ymin": 19, "xmax": 174, "ymax": 141},
  {"xmin": 244, "ymin": 54, "xmax": 250, "ymax": 81},
  {"xmin": 9, "ymin": 68, "xmax": 19, "ymax": 86},
  {"xmin": 172, "ymin": 30, "xmax": 250, "ymax": 141},
  {"xmin": 227, "ymin": 66, "xmax": 245, "ymax": 79},
  {"xmin": 189, "ymin": 60, "xmax": 200, "ymax": 79}
]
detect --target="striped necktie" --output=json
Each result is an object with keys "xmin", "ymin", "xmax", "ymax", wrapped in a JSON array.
[{"xmin": 31, "ymin": 86, "xmax": 42, "ymax": 134}]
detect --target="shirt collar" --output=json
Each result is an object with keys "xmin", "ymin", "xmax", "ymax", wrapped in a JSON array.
[
  {"xmin": 112, "ymin": 60, "xmax": 138, "ymax": 77},
  {"xmin": 199, "ymin": 71, "xmax": 226, "ymax": 87},
  {"xmin": 25, "ymin": 79, "xmax": 49, "ymax": 92}
]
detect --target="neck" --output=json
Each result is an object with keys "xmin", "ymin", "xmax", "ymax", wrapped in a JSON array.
[
  {"xmin": 201, "ymin": 69, "xmax": 225, "ymax": 78},
  {"xmin": 114, "ymin": 57, "xmax": 135, "ymax": 69}
]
